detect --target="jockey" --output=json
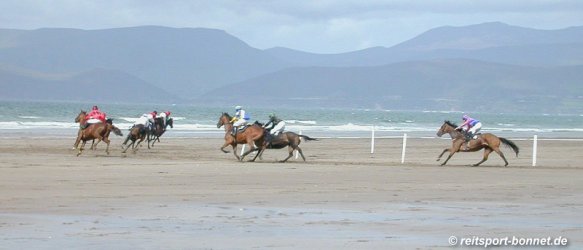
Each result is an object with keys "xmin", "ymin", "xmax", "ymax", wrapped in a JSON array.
[
  {"xmin": 158, "ymin": 111, "xmax": 171, "ymax": 127},
  {"xmin": 133, "ymin": 111, "xmax": 157, "ymax": 132},
  {"xmin": 456, "ymin": 114, "xmax": 484, "ymax": 150},
  {"xmin": 263, "ymin": 113, "xmax": 286, "ymax": 136},
  {"xmin": 456, "ymin": 114, "xmax": 482, "ymax": 139},
  {"xmin": 84, "ymin": 105, "xmax": 106, "ymax": 128},
  {"xmin": 230, "ymin": 105, "xmax": 250, "ymax": 136}
]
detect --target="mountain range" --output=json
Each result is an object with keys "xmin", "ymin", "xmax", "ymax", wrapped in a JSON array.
[{"xmin": 1, "ymin": 22, "xmax": 582, "ymax": 112}]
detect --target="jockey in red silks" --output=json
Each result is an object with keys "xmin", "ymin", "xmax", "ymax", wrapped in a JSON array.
[{"xmin": 85, "ymin": 105, "xmax": 107, "ymax": 125}]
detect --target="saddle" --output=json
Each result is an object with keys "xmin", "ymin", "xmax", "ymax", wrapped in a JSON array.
[
  {"xmin": 464, "ymin": 132, "xmax": 481, "ymax": 142},
  {"xmin": 231, "ymin": 124, "xmax": 250, "ymax": 136}
]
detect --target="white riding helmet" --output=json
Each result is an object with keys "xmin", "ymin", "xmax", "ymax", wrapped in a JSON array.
[{"xmin": 235, "ymin": 105, "xmax": 242, "ymax": 110}]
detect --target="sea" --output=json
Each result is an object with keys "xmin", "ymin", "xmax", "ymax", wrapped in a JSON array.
[{"xmin": 1, "ymin": 100, "xmax": 582, "ymax": 139}]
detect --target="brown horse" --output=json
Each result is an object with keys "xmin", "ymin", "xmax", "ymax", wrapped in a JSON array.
[
  {"xmin": 254, "ymin": 121, "xmax": 318, "ymax": 162},
  {"xmin": 216, "ymin": 112, "xmax": 266, "ymax": 161},
  {"xmin": 148, "ymin": 117, "xmax": 173, "ymax": 148},
  {"xmin": 74, "ymin": 110, "xmax": 122, "ymax": 156},
  {"xmin": 436, "ymin": 120, "xmax": 519, "ymax": 166},
  {"xmin": 121, "ymin": 124, "xmax": 148, "ymax": 153}
]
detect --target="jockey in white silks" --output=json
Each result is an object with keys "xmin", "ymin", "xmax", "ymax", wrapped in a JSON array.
[
  {"xmin": 264, "ymin": 113, "xmax": 286, "ymax": 136},
  {"xmin": 133, "ymin": 111, "xmax": 157, "ymax": 131}
]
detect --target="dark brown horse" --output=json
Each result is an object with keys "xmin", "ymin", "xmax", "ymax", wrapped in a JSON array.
[
  {"xmin": 216, "ymin": 112, "xmax": 266, "ymax": 161},
  {"xmin": 74, "ymin": 111, "xmax": 123, "ymax": 156},
  {"xmin": 254, "ymin": 121, "xmax": 318, "ymax": 162},
  {"xmin": 436, "ymin": 120, "xmax": 519, "ymax": 166},
  {"xmin": 148, "ymin": 117, "xmax": 173, "ymax": 148},
  {"xmin": 121, "ymin": 124, "xmax": 148, "ymax": 153}
]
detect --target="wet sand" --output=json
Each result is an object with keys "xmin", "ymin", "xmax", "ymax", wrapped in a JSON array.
[{"xmin": 0, "ymin": 136, "xmax": 582, "ymax": 249}]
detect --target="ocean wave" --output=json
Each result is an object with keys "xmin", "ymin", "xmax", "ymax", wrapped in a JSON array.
[
  {"xmin": 286, "ymin": 120, "xmax": 317, "ymax": 125},
  {"xmin": 18, "ymin": 116, "xmax": 42, "ymax": 119}
]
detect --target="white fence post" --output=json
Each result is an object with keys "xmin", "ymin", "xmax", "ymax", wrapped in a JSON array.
[
  {"xmin": 240, "ymin": 144, "xmax": 246, "ymax": 157},
  {"xmin": 532, "ymin": 135, "xmax": 538, "ymax": 167},
  {"xmin": 401, "ymin": 133, "xmax": 407, "ymax": 164},
  {"xmin": 295, "ymin": 130, "xmax": 302, "ymax": 159},
  {"xmin": 370, "ymin": 125, "xmax": 375, "ymax": 154}
]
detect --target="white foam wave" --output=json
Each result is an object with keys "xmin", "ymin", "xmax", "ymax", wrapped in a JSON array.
[
  {"xmin": 286, "ymin": 120, "xmax": 317, "ymax": 125},
  {"xmin": 18, "ymin": 116, "xmax": 42, "ymax": 119}
]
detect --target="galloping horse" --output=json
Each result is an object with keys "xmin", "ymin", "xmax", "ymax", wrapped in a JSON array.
[
  {"xmin": 148, "ymin": 117, "xmax": 173, "ymax": 148},
  {"xmin": 122, "ymin": 124, "xmax": 147, "ymax": 153},
  {"xmin": 436, "ymin": 120, "xmax": 519, "ymax": 166},
  {"xmin": 254, "ymin": 121, "xmax": 318, "ymax": 162},
  {"xmin": 74, "ymin": 110, "xmax": 123, "ymax": 156},
  {"xmin": 216, "ymin": 113, "xmax": 266, "ymax": 161}
]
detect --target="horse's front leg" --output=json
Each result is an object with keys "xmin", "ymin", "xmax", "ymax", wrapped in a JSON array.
[
  {"xmin": 437, "ymin": 148, "xmax": 449, "ymax": 161},
  {"xmin": 76, "ymin": 140, "xmax": 86, "ymax": 156},
  {"xmin": 73, "ymin": 129, "xmax": 82, "ymax": 149},
  {"xmin": 440, "ymin": 144, "xmax": 460, "ymax": 166},
  {"xmin": 231, "ymin": 144, "xmax": 240, "ymax": 161}
]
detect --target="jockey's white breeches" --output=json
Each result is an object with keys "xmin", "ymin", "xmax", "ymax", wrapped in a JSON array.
[
  {"xmin": 87, "ymin": 119, "xmax": 102, "ymax": 124},
  {"xmin": 270, "ymin": 121, "xmax": 286, "ymax": 135},
  {"xmin": 468, "ymin": 122, "xmax": 482, "ymax": 135},
  {"xmin": 233, "ymin": 119, "xmax": 247, "ymax": 127}
]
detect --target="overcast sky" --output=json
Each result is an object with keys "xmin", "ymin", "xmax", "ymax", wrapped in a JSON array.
[{"xmin": 1, "ymin": 0, "xmax": 582, "ymax": 53}]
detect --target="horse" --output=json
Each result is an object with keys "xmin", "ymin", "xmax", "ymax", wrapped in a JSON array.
[
  {"xmin": 147, "ymin": 117, "xmax": 173, "ymax": 148},
  {"xmin": 74, "ymin": 111, "xmax": 123, "ymax": 156},
  {"xmin": 254, "ymin": 121, "xmax": 318, "ymax": 162},
  {"xmin": 216, "ymin": 112, "xmax": 266, "ymax": 161},
  {"xmin": 121, "ymin": 124, "xmax": 148, "ymax": 153},
  {"xmin": 436, "ymin": 120, "xmax": 519, "ymax": 166}
]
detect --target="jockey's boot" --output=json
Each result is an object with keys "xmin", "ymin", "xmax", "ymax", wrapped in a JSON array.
[
  {"xmin": 231, "ymin": 127, "xmax": 238, "ymax": 137},
  {"xmin": 463, "ymin": 135, "xmax": 471, "ymax": 151}
]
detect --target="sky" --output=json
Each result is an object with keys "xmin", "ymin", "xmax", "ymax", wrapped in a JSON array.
[{"xmin": 1, "ymin": 0, "xmax": 582, "ymax": 53}]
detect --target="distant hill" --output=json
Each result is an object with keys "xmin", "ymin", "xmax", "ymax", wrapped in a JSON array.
[
  {"xmin": 0, "ymin": 67, "xmax": 178, "ymax": 103},
  {"xmin": 0, "ymin": 26, "xmax": 291, "ymax": 99},
  {"xmin": 0, "ymin": 23, "xmax": 582, "ymax": 112},
  {"xmin": 265, "ymin": 22, "xmax": 583, "ymax": 67},
  {"xmin": 201, "ymin": 59, "xmax": 583, "ymax": 113}
]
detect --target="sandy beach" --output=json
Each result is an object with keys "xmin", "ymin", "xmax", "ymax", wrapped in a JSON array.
[{"xmin": 1, "ymin": 136, "xmax": 582, "ymax": 249}]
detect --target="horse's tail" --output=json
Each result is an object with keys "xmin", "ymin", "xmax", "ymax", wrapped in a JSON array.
[
  {"xmin": 112, "ymin": 125, "xmax": 123, "ymax": 136},
  {"xmin": 299, "ymin": 135, "xmax": 318, "ymax": 141},
  {"xmin": 499, "ymin": 137, "xmax": 519, "ymax": 157}
]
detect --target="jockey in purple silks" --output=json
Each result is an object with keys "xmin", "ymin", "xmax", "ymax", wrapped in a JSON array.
[{"xmin": 456, "ymin": 114, "xmax": 484, "ymax": 150}]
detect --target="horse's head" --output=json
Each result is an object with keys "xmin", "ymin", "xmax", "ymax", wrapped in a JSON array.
[
  {"xmin": 167, "ymin": 118, "xmax": 174, "ymax": 129},
  {"xmin": 75, "ymin": 110, "xmax": 87, "ymax": 123},
  {"xmin": 437, "ymin": 120, "xmax": 458, "ymax": 137},
  {"xmin": 217, "ymin": 112, "xmax": 231, "ymax": 128}
]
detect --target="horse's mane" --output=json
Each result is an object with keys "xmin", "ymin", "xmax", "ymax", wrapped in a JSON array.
[
  {"xmin": 444, "ymin": 120, "xmax": 458, "ymax": 128},
  {"xmin": 222, "ymin": 112, "xmax": 232, "ymax": 119}
]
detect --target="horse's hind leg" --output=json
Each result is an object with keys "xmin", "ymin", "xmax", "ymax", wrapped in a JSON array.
[
  {"xmin": 280, "ymin": 146, "xmax": 295, "ymax": 163},
  {"xmin": 473, "ymin": 148, "xmax": 493, "ymax": 166},
  {"xmin": 493, "ymin": 147, "xmax": 509, "ymax": 166},
  {"xmin": 103, "ymin": 137, "xmax": 111, "ymax": 155},
  {"xmin": 296, "ymin": 146, "xmax": 307, "ymax": 161}
]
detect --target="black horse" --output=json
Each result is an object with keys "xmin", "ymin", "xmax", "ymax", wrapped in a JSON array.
[
  {"xmin": 255, "ymin": 121, "xmax": 317, "ymax": 162},
  {"xmin": 148, "ymin": 117, "xmax": 173, "ymax": 148}
]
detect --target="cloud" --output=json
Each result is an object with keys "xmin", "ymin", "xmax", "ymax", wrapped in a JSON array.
[{"xmin": 1, "ymin": 0, "xmax": 582, "ymax": 53}]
